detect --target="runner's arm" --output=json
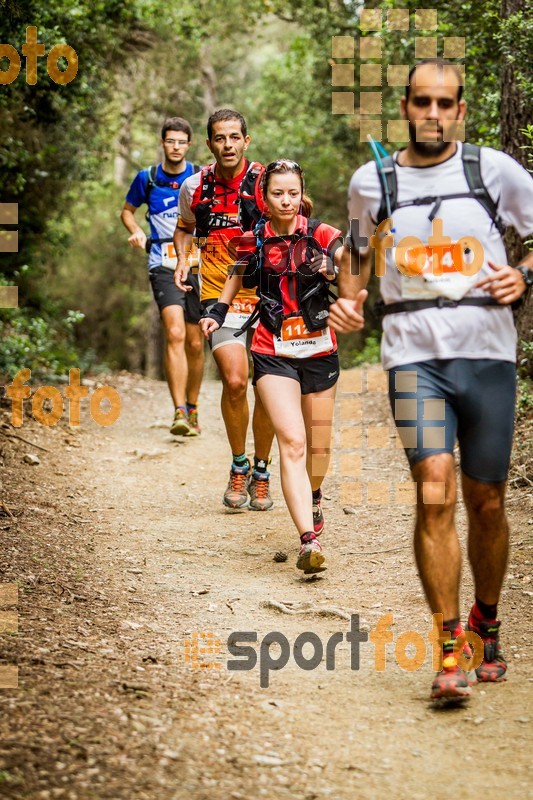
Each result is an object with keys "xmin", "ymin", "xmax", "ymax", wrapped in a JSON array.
[
  {"xmin": 198, "ymin": 272, "xmax": 244, "ymax": 338},
  {"xmin": 475, "ymin": 251, "xmax": 533, "ymax": 304},
  {"xmin": 328, "ymin": 245, "xmax": 370, "ymax": 332},
  {"xmin": 174, "ymin": 222, "xmax": 195, "ymax": 291},
  {"xmin": 120, "ymin": 202, "xmax": 147, "ymax": 250}
]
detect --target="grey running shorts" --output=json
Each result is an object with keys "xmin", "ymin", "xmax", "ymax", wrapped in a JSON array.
[{"xmin": 388, "ymin": 358, "xmax": 516, "ymax": 483}]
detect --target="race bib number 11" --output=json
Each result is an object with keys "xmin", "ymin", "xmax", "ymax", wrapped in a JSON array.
[{"xmin": 274, "ymin": 315, "xmax": 333, "ymax": 359}]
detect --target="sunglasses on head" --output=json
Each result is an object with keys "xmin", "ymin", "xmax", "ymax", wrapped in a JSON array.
[{"xmin": 265, "ymin": 159, "xmax": 302, "ymax": 173}]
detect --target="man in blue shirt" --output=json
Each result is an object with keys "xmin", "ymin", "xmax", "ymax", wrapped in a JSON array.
[{"xmin": 121, "ymin": 117, "xmax": 204, "ymax": 436}]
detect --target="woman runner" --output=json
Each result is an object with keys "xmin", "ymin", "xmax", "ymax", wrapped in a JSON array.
[{"xmin": 200, "ymin": 160, "xmax": 365, "ymax": 573}]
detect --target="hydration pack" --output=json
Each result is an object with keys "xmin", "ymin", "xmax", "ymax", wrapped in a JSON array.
[
  {"xmin": 237, "ymin": 218, "xmax": 338, "ymax": 337},
  {"xmin": 193, "ymin": 160, "xmax": 266, "ymax": 239},
  {"xmin": 376, "ymin": 143, "xmax": 505, "ymax": 235}
]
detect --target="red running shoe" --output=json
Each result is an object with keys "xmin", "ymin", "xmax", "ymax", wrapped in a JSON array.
[
  {"xmin": 296, "ymin": 532, "xmax": 326, "ymax": 574},
  {"xmin": 312, "ymin": 489, "xmax": 324, "ymax": 536},
  {"xmin": 466, "ymin": 611, "xmax": 507, "ymax": 682},
  {"xmin": 431, "ymin": 636, "xmax": 475, "ymax": 701}
]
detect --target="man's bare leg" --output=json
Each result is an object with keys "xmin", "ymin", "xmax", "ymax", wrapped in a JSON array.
[
  {"xmin": 411, "ymin": 453, "xmax": 460, "ymax": 621},
  {"xmin": 161, "ymin": 305, "xmax": 188, "ymax": 408},
  {"xmin": 461, "ymin": 474, "xmax": 508, "ymax": 681},
  {"xmin": 184, "ymin": 321, "xmax": 204, "ymax": 406},
  {"xmin": 212, "ymin": 343, "xmax": 250, "ymax": 454},
  {"xmin": 462, "ymin": 474, "xmax": 509, "ymax": 605}
]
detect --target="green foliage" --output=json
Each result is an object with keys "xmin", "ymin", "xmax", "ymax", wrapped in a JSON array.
[
  {"xmin": 375, "ymin": 0, "xmax": 502, "ymax": 147},
  {"xmin": 338, "ymin": 331, "xmax": 381, "ymax": 369},
  {"xmin": 518, "ymin": 338, "xmax": 533, "ymax": 379},
  {"xmin": 0, "ymin": 273, "xmax": 84, "ymax": 379},
  {"xmin": 53, "ymin": 183, "xmax": 151, "ymax": 371},
  {"xmin": 519, "ymin": 124, "xmax": 533, "ymax": 171},
  {"xmin": 516, "ymin": 377, "xmax": 533, "ymax": 421},
  {"xmin": 498, "ymin": 10, "xmax": 533, "ymax": 102}
]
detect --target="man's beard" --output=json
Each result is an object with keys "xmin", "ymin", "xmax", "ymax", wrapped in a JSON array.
[{"xmin": 408, "ymin": 121, "xmax": 451, "ymax": 157}]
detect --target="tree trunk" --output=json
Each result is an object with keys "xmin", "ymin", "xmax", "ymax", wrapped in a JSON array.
[
  {"xmin": 114, "ymin": 96, "xmax": 134, "ymax": 187},
  {"xmin": 500, "ymin": 0, "xmax": 532, "ymax": 356},
  {"xmin": 201, "ymin": 46, "xmax": 218, "ymax": 117}
]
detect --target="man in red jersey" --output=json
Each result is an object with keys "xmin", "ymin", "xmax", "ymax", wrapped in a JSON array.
[{"xmin": 174, "ymin": 109, "xmax": 274, "ymax": 511}]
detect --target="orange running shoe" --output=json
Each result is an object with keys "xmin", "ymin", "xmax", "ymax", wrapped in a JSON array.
[
  {"xmin": 223, "ymin": 461, "xmax": 250, "ymax": 509},
  {"xmin": 248, "ymin": 472, "xmax": 273, "ymax": 511}
]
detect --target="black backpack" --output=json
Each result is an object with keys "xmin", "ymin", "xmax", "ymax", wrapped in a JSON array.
[
  {"xmin": 240, "ymin": 218, "xmax": 323, "ymax": 289},
  {"xmin": 193, "ymin": 161, "xmax": 266, "ymax": 239},
  {"xmin": 376, "ymin": 143, "xmax": 505, "ymax": 235},
  {"xmin": 235, "ymin": 218, "xmax": 339, "ymax": 338}
]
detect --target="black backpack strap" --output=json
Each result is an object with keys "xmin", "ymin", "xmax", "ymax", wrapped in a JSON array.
[
  {"xmin": 144, "ymin": 164, "xmax": 158, "ymax": 220},
  {"xmin": 238, "ymin": 161, "xmax": 265, "ymax": 231},
  {"xmin": 193, "ymin": 165, "xmax": 217, "ymax": 239},
  {"xmin": 376, "ymin": 155, "xmax": 397, "ymax": 224},
  {"xmin": 192, "ymin": 163, "xmax": 201, "ymax": 174},
  {"xmin": 377, "ymin": 296, "xmax": 501, "ymax": 317},
  {"xmin": 304, "ymin": 218, "xmax": 326, "ymax": 262},
  {"xmin": 462, "ymin": 144, "xmax": 505, "ymax": 236},
  {"xmin": 307, "ymin": 218, "xmax": 321, "ymax": 237}
]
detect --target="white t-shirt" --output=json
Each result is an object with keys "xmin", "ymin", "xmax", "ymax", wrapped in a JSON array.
[{"xmin": 348, "ymin": 144, "xmax": 533, "ymax": 369}]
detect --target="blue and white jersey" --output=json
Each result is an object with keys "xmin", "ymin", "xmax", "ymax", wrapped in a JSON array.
[{"xmin": 126, "ymin": 162, "xmax": 198, "ymax": 270}]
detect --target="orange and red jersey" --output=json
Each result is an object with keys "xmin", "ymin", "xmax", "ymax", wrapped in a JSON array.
[{"xmin": 178, "ymin": 161, "xmax": 262, "ymax": 306}]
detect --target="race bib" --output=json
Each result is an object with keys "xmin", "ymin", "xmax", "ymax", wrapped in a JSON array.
[
  {"xmin": 161, "ymin": 241, "xmax": 177, "ymax": 268},
  {"xmin": 224, "ymin": 298, "xmax": 258, "ymax": 329},
  {"xmin": 274, "ymin": 315, "xmax": 333, "ymax": 359},
  {"xmin": 398, "ymin": 242, "xmax": 480, "ymax": 301}
]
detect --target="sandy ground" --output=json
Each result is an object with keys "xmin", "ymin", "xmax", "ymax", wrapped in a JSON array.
[{"xmin": 0, "ymin": 368, "xmax": 531, "ymax": 800}]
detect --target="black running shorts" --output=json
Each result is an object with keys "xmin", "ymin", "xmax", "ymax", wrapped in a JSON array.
[
  {"xmin": 149, "ymin": 267, "xmax": 202, "ymax": 322},
  {"xmin": 388, "ymin": 358, "xmax": 516, "ymax": 483},
  {"xmin": 251, "ymin": 352, "xmax": 339, "ymax": 395}
]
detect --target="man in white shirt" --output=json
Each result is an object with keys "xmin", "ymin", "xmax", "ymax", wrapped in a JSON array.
[{"xmin": 330, "ymin": 58, "xmax": 533, "ymax": 701}]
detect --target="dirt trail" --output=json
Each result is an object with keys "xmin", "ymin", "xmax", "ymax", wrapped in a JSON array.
[{"xmin": 0, "ymin": 370, "xmax": 531, "ymax": 800}]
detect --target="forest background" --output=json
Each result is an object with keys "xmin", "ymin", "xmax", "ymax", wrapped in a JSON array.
[{"xmin": 0, "ymin": 0, "xmax": 531, "ymax": 386}]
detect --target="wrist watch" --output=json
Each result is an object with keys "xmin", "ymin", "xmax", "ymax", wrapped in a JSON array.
[{"xmin": 516, "ymin": 265, "xmax": 533, "ymax": 288}]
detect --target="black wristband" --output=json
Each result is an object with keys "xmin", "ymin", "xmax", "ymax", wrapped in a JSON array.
[{"xmin": 202, "ymin": 302, "xmax": 229, "ymax": 328}]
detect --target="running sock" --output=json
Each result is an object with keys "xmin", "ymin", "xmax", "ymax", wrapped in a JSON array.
[
  {"xmin": 186, "ymin": 402, "xmax": 197, "ymax": 413},
  {"xmin": 443, "ymin": 618, "xmax": 462, "ymax": 639},
  {"xmin": 312, "ymin": 488, "xmax": 322, "ymax": 502},
  {"xmin": 472, "ymin": 598, "xmax": 498, "ymax": 622},
  {"xmin": 232, "ymin": 453, "xmax": 249, "ymax": 470},
  {"xmin": 175, "ymin": 405, "xmax": 187, "ymax": 414},
  {"xmin": 253, "ymin": 457, "xmax": 269, "ymax": 474}
]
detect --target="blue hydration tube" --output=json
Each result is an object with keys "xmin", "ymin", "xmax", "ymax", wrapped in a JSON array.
[{"xmin": 366, "ymin": 134, "xmax": 396, "ymax": 234}]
